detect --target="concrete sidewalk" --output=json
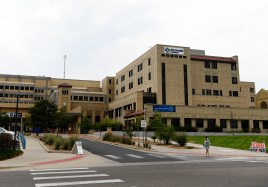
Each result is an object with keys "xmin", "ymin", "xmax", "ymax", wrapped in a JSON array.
[{"xmin": 1, "ymin": 134, "xmax": 268, "ymax": 171}]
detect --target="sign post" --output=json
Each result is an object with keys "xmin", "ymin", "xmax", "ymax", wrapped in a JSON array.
[{"xmin": 141, "ymin": 120, "xmax": 146, "ymax": 146}]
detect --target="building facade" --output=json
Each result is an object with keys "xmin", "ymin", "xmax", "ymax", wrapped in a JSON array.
[{"xmin": 1, "ymin": 44, "xmax": 268, "ymax": 133}]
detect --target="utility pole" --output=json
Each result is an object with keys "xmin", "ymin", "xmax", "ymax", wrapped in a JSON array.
[{"xmin": 63, "ymin": 55, "xmax": 66, "ymax": 79}]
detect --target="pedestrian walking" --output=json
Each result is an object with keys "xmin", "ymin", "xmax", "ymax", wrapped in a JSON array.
[{"xmin": 203, "ymin": 137, "xmax": 211, "ymax": 156}]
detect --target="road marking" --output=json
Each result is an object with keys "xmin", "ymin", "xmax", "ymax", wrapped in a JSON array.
[
  {"xmin": 146, "ymin": 154, "xmax": 166, "ymax": 158},
  {"xmin": 33, "ymin": 174, "xmax": 109, "ymax": 180},
  {"xmin": 126, "ymin": 154, "xmax": 144, "ymax": 158},
  {"xmin": 31, "ymin": 170, "xmax": 97, "ymax": 175},
  {"xmin": 35, "ymin": 179, "xmax": 124, "ymax": 187},
  {"xmin": 104, "ymin": 155, "xmax": 122, "ymax": 159},
  {"xmin": 30, "ymin": 168, "xmax": 89, "ymax": 172},
  {"xmin": 216, "ymin": 157, "xmax": 249, "ymax": 161}
]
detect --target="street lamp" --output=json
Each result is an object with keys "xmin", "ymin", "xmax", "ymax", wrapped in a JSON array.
[{"xmin": 13, "ymin": 94, "xmax": 20, "ymax": 150}]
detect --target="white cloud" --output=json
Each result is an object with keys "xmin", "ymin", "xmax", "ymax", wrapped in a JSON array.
[{"xmin": 0, "ymin": 0, "xmax": 267, "ymax": 91}]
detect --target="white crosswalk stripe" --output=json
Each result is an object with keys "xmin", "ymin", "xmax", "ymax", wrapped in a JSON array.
[
  {"xmin": 30, "ymin": 167, "xmax": 124, "ymax": 187},
  {"xmin": 126, "ymin": 154, "xmax": 144, "ymax": 158},
  {"xmin": 215, "ymin": 157, "xmax": 249, "ymax": 161},
  {"xmin": 146, "ymin": 154, "xmax": 166, "ymax": 158},
  {"xmin": 104, "ymin": 155, "xmax": 122, "ymax": 159}
]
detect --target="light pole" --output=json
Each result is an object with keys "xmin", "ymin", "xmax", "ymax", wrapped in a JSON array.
[
  {"xmin": 144, "ymin": 107, "xmax": 147, "ymax": 144},
  {"xmin": 13, "ymin": 94, "xmax": 20, "ymax": 150}
]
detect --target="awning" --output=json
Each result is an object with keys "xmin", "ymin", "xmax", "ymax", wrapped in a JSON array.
[{"xmin": 124, "ymin": 110, "xmax": 145, "ymax": 118}]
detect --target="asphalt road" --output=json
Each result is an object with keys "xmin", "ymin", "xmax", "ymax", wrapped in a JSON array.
[
  {"xmin": 80, "ymin": 138, "xmax": 183, "ymax": 163},
  {"xmin": 2, "ymin": 161, "xmax": 268, "ymax": 187}
]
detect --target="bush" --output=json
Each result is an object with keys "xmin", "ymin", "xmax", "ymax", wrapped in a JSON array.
[
  {"xmin": 0, "ymin": 133, "xmax": 15, "ymax": 151},
  {"xmin": 62, "ymin": 139, "xmax": 70, "ymax": 150},
  {"xmin": 45, "ymin": 135, "xmax": 56, "ymax": 145},
  {"xmin": 205, "ymin": 126, "xmax": 223, "ymax": 132},
  {"xmin": 175, "ymin": 133, "xmax": 188, "ymax": 147},
  {"xmin": 183, "ymin": 126, "xmax": 198, "ymax": 132},
  {"xmin": 54, "ymin": 137, "xmax": 63, "ymax": 150},
  {"xmin": 103, "ymin": 132, "xmax": 113, "ymax": 141},
  {"xmin": 0, "ymin": 150, "xmax": 23, "ymax": 161},
  {"xmin": 121, "ymin": 136, "xmax": 132, "ymax": 145}
]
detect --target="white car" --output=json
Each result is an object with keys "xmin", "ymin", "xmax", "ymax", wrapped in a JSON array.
[{"xmin": 0, "ymin": 127, "xmax": 15, "ymax": 137}]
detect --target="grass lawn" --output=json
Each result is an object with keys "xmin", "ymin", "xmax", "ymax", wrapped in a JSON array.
[{"xmin": 188, "ymin": 136, "xmax": 268, "ymax": 151}]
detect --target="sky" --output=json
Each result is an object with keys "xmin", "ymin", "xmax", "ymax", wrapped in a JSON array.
[{"xmin": 0, "ymin": 0, "xmax": 268, "ymax": 91}]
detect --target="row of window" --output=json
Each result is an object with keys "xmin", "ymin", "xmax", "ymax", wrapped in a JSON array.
[
  {"xmin": 204, "ymin": 61, "xmax": 237, "ymax": 71},
  {"xmin": 0, "ymin": 93, "xmax": 45, "ymax": 100},
  {"xmin": 161, "ymin": 54, "xmax": 187, "ymax": 58},
  {"xmin": 0, "ymin": 85, "xmax": 47, "ymax": 93},
  {"xmin": 71, "ymin": 95, "xmax": 104, "ymax": 102},
  {"xmin": 194, "ymin": 89, "xmax": 239, "ymax": 97},
  {"xmin": 204, "ymin": 75, "xmax": 237, "ymax": 84},
  {"xmin": 117, "ymin": 58, "xmax": 151, "ymax": 84}
]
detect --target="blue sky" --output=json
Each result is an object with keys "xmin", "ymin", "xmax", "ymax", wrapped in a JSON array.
[{"xmin": 0, "ymin": 0, "xmax": 268, "ymax": 91}]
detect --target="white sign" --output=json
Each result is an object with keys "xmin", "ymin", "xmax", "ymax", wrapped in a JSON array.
[
  {"xmin": 164, "ymin": 46, "xmax": 184, "ymax": 55},
  {"xmin": 141, "ymin": 120, "xmax": 147, "ymax": 128},
  {"xmin": 71, "ymin": 141, "xmax": 84, "ymax": 155}
]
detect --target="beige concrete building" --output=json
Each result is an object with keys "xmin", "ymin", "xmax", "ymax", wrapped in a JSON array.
[
  {"xmin": 0, "ymin": 74, "xmax": 108, "ymax": 133},
  {"xmin": 107, "ymin": 44, "xmax": 267, "ymax": 132},
  {"xmin": 1, "ymin": 44, "xmax": 268, "ymax": 133}
]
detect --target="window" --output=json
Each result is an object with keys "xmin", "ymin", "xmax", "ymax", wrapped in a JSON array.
[
  {"xmin": 25, "ymin": 87, "xmax": 29, "ymax": 91},
  {"xmin": 10, "ymin": 86, "xmax": 14, "ymax": 90},
  {"xmin": 231, "ymin": 64, "xmax": 237, "ymax": 71},
  {"xmin": 250, "ymin": 88, "xmax": 254, "ymax": 93},
  {"xmin": 212, "ymin": 76, "xmax": 218, "ymax": 83},
  {"xmin": 5, "ymin": 85, "xmax": 9, "ymax": 89},
  {"xmin": 116, "ymin": 90, "xmax": 118, "ymax": 95},
  {"xmin": 129, "ymin": 82, "xmax": 133, "ymax": 89},
  {"xmin": 213, "ymin": 90, "xmax": 219, "ymax": 96},
  {"xmin": 90, "ymin": 97, "xmax": 93, "ymax": 101},
  {"xmin": 109, "ymin": 89, "xmax": 112, "ymax": 94},
  {"xmin": 20, "ymin": 86, "xmax": 24, "ymax": 90},
  {"xmin": 116, "ymin": 79, "xmax": 118, "ymax": 85},
  {"xmin": 100, "ymin": 97, "xmax": 104, "ymax": 102},
  {"xmin": 129, "ymin": 69, "xmax": 133, "ymax": 77},
  {"xmin": 205, "ymin": 75, "xmax": 211, "ymax": 82},
  {"xmin": 138, "ymin": 63, "xmax": 143, "ymax": 72},
  {"xmin": 220, "ymin": 119, "xmax": 227, "ymax": 128},
  {"xmin": 192, "ymin": 89, "xmax": 195, "ymax": 95},
  {"xmin": 148, "ymin": 72, "xmax": 151, "ymax": 80},
  {"xmin": 138, "ymin": 77, "xmax": 143, "ymax": 85},
  {"xmin": 94, "ymin": 97, "xmax": 99, "ymax": 102},
  {"xmin": 78, "ymin": 96, "xmax": 83, "ymax": 101},
  {"xmin": 109, "ymin": 98, "xmax": 111, "ymax": 103},
  {"xmin": 121, "ymin": 86, "xmax": 125, "ymax": 93},
  {"xmin": 211, "ymin": 62, "xmax": 217, "ymax": 69},
  {"xmin": 109, "ymin": 79, "xmax": 112, "ymax": 84},
  {"xmin": 148, "ymin": 58, "xmax": 151, "ymax": 65},
  {"xmin": 251, "ymin": 97, "xmax": 255, "ymax": 102},
  {"xmin": 30, "ymin": 87, "xmax": 34, "ymax": 91},
  {"xmin": 84, "ymin": 96, "xmax": 88, "ymax": 101},
  {"xmin": 121, "ymin": 75, "xmax": 125, "ymax": 82},
  {"xmin": 206, "ymin": 89, "xmax": 212, "ymax": 95},
  {"xmin": 204, "ymin": 61, "xmax": 210, "ymax": 68},
  {"xmin": 202, "ymin": 89, "xmax": 205, "ymax": 95},
  {"xmin": 229, "ymin": 91, "xmax": 238, "ymax": 97},
  {"xmin": 232, "ymin": 77, "xmax": 238, "ymax": 84},
  {"xmin": 73, "ymin": 96, "xmax": 78, "ymax": 101},
  {"xmin": 0, "ymin": 85, "xmax": 3, "ymax": 89},
  {"xmin": 147, "ymin": 87, "xmax": 152, "ymax": 93},
  {"xmin": 62, "ymin": 90, "xmax": 68, "ymax": 95},
  {"xmin": 15, "ymin": 86, "xmax": 19, "ymax": 90}
]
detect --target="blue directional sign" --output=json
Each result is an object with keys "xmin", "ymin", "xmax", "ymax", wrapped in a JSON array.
[{"xmin": 153, "ymin": 105, "xmax": 176, "ymax": 112}]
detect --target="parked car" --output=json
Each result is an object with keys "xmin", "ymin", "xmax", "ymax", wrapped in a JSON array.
[{"xmin": 0, "ymin": 127, "xmax": 15, "ymax": 137}]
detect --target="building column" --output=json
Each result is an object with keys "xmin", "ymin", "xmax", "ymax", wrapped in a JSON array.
[
  {"xmin": 249, "ymin": 120, "xmax": 254, "ymax": 132},
  {"xmin": 77, "ymin": 115, "xmax": 82, "ymax": 134},
  {"xmin": 92, "ymin": 110, "xmax": 96, "ymax": 124},
  {"xmin": 191, "ymin": 119, "xmax": 196, "ymax": 128},
  {"xmin": 167, "ymin": 118, "xmax": 171, "ymax": 127},
  {"xmin": 227, "ymin": 120, "xmax": 231, "ymax": 132},
  {"xmin": 203, "ymin": 119, "xmax": 208, "ymax": 129},
  {"xmin": 260, "ymin": 121, "xmax": 264, "ymax": 132},
  {"xmin": 100, "ymin": 111, "xmax": 104, "ymax": 122},
  {"xmin": 216, "ymin": 118, "xmax": 220, "ymax": 127},
  {"xmin": 180, "ymin": 118, "xmax": 184, "ymax": 127},
  {"xmin": 238, "ymin": 120, "xmax": 242, "ymax": 131}
]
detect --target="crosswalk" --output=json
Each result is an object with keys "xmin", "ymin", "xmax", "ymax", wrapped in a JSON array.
[
  {"xmin": 30, "ymin": 168, "xmax": 124, "ymax": 187},
  {"xmin": 104, "ymin": 153, "xmax": 169, "ymax": 160}
]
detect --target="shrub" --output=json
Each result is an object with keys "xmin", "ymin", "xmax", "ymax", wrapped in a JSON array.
[
  {"xmin": 175, "ymin": 133, "xmax": 188, "ymax": 147},
  {"xmin": 0, "ymin": 150, "xmax": 23, "ymax": 161},
  {"xmin": 0, "ymin": 133, "xmax": 15, "ymax": 151},
  {"xmin": 121, "ymin": 136, "xmax": 132, "ymax": 145},
  {"xmin": 103, "ymin": 132, "xmax": 114, "ymax": 141},
  {"xmin": 54, "ymin": 137, "xmax": 63, "ymax": 150},
  {"xmin": 205, "ymin": 126, "xmax": 223, "ymax": 132},
  {"xmin": 45, "ymin": 135, "xmax": 56, "ymax": 145},
  {"xmin": 183, "ymin": 126, "xmax": 198, "ymax": 132},
  {"xmin": 68, "ymin": 136, "xmax": 77, "ymax": 150},
  {"xmin": 151, "ymin": 135, "xmax": 157, "ymax": 142},
  {"xmin": 62, "ymin": 139, "xmax": 70, "ymax": 150}
]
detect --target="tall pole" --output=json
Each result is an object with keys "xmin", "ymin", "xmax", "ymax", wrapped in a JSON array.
[
  {"xmin": 63, "ymin": 55, "xmax": 66, "ymax": 79},
  {"xmin": 14, "ymin": 94, "xmax": 19, "ymax": 150}
]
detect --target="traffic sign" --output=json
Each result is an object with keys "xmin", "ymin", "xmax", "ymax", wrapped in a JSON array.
[{"xmin": 141, "ymin": 120, "xmax": 147, "ymax": 128}]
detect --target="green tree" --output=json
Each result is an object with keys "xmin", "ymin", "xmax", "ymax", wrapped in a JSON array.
[
  {"xmin": 0, "ymin": 112, "xmax": 11, "ymax": 129},
  {"xmin": 150, "ymin": 112, "xmax": 176, "ymax": 144},
  {"xmin": 56, "ymin": 106, "xmax": 71, "ymax": 136},
  {"xmin": 100, "ymin": 116, "xmax": 121, "ymax": 131},
  {"xmin": 28, "ymin": 100, "xmax": 58, "ymax": 135},
  {"xmin": 79, "ymin": 115, "xmax": 91, "ymax": 134}
]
